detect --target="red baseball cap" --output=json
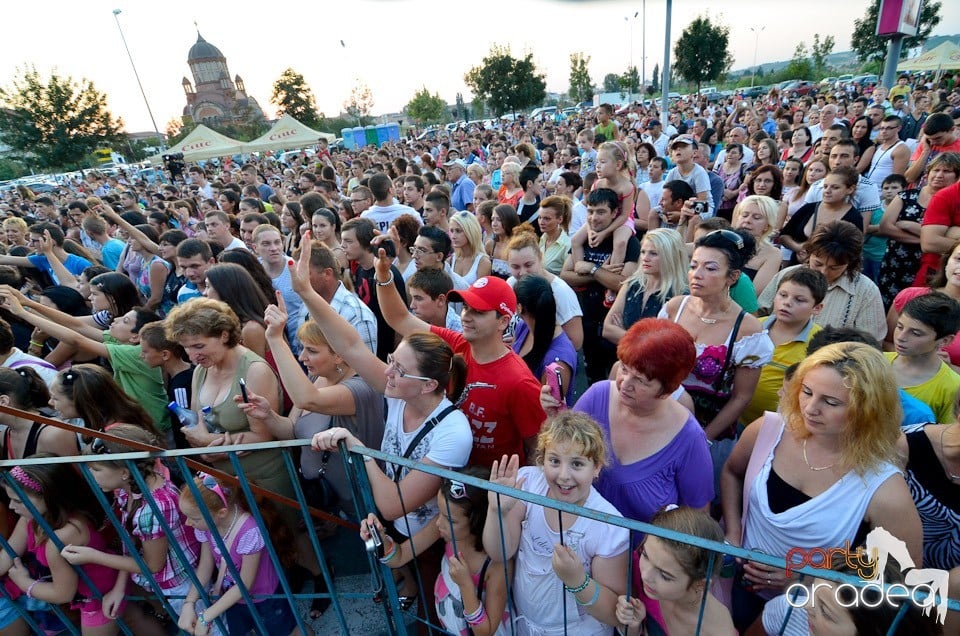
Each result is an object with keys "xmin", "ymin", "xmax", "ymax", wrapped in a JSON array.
[{"xmin": 448, "ymin": 277, "xmax": 516, "ymax": 318}]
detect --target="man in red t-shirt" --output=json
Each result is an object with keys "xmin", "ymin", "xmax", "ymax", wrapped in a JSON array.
[
  {"xmin": 371, "ymin": 241, "xmax": 546, "ymax": 467},
  {"xmin": 905, "ymin": 113, "xmax": 960, "ymax": 186},
  {"xmin": 917, "ymin": 181, "xmax": 960, "ymax": 285}
]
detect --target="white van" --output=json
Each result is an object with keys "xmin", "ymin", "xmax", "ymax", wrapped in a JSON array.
[{"xmin": 529, "ymin": 106, "xmax": 557, "ymax": 119}]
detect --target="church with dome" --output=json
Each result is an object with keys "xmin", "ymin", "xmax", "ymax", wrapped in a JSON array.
[{"xmin": 181, "ymin": 32, "xmax": 265, "ymax": 127}]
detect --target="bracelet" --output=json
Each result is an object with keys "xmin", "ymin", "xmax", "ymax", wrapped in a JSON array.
[
  {"xmin": 25, "ymin": 580, "xmax": 40, "ymax": 599},
  {"xmin": 575, "ymin": 579, "xmax": 602, "ymax": 607},
  {"xmin": 564, "ymin": 573, "xmax": 591, "ymax": 595},
  {"xmin": 197, "ymin": 611, "xmax": 209, "ymax": 627},
  {"xmin": 379, "ymin": 540, "xmax": 399, "ymax": 564},
  {"xmin": 29, "ymin": 340, "xmax": 42, "ymax": 348},
  {"xmin": 465, "ymin": 605, "xmax": 487, "ymax": 626},
  {"xmin": 375, "ymin": 272, "xmax": 394, "ymax": 287}
]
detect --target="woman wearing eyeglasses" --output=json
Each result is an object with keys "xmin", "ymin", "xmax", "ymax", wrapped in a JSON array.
[{"xmin": 296, "ymin": 235, "xmax": 472, "ymax": 610}]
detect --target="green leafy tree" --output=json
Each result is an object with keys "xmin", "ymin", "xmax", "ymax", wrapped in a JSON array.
[
  {"xmin": 568, "ymin": 52, "xmax": 594, "ymax": 104},
  {"xmin": 343, "ymin": 79, "xmax": 375, "ymax": 125},
  {"xmin": 811, "ymin": 34, "xmax": 836, "ymax": 78},
  {"xmin": 270, "ymin": 68, "xmax": 322, "ymax": 128},
  {"xmin": 0, "ymin": 66, "xmax": 123, "ymax": 171},
  {"xmin": 651, "ymin": 64, "xmax": 660, "ymax": 94},
  {"xmin": 673, "ymin": 15, "xmax": 733, "ymax": 94},
  {"xmin": 602, "ymin": 73, "xmax": 620, "ymax": 93},
  {"xmin": 405, "ymin": 87, "xmax": 447, "ymax": 125},
  {"xmin": 619, "ymin": 66, "xmax": 640, "ymax": 95},
  {"xmin": 784, "ymin": 42, "xmax": 814, "ymax": 80},
  {"xmin": 464, "ymin": 45, "xmax": 546, "ymax": 117},
  {"xmin": 852, "ymin": 0, "xmax": 941, "ymax": 64}
]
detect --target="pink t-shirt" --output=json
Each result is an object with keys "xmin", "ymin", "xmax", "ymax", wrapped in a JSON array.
[{"xmin": 195, "ymin": 514, "xmax": 277, "ymax": 604}]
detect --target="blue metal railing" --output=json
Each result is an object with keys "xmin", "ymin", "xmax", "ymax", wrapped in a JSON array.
[{"xmin": 0, "ymin": 439, "xmax": 956, "ymax": 635}]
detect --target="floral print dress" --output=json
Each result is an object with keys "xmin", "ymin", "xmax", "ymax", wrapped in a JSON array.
[{"xmin": 878, "ymin": 189, "xmax": 926, "ymax": 309}]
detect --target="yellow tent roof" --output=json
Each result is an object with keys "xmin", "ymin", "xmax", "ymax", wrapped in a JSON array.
[
  {"xmin": 245, "ymin": 114, "xmax": 335, "ymax": 153},
  {"xmin": 898, "ymin": 41, "xmax": 960, "ymax": 72}
]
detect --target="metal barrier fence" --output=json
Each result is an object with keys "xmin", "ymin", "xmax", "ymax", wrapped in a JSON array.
[{"xmin": 0, "ymin": 440, "xmax": 957, "ymax": 635}]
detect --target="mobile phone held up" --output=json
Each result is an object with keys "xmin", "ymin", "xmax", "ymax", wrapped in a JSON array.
[{"xmin": 544, "ymin": 362, "xmax": 567, "ymax": 409}]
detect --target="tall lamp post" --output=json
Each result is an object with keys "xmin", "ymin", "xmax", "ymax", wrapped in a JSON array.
[
  {"xmin": 624, "ymin": 11, "xmax": 639, "ymax": 73},
  {"xmin": 641, "ymin": 0, "xmax": 646, "ymax": 90},
  {"xmin": 112, "ymin": 9, "xmax": 165, "ymax": 152},
  {"xmin": 750, "ymin": 26, "xmax": 765, "ymax": 88}
]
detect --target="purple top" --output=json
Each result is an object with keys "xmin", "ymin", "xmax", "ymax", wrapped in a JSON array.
[
  {"xmin": 196, "ymin": 514, "xmax": 277, "ymax": 604},
  {"xmin": 512, "ymin": 320, "xmax": 578, "ymax": 404},
  {"xmin": 573, "ymin": 381, "xmax": 714, "ymax": 527}
]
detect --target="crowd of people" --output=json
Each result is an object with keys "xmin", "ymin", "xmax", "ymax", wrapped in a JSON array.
[{"xmin": 0, "ymin": 72, "xmax": 958, "ymax": 635}]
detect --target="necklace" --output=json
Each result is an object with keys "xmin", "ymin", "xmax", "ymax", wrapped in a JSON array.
[
  {"xmin": 219, "ymin": 507, "xmax": 241, "ymax": 539},
  {"xmin": 698, "ymin": 314, "xmax": 719, "ymax": 325},
  {"xmin": 802, "ymin": 438, "xmax": 836, "ymax": 472},
  {"xmin": 939, "ymin": 427, "xmax": 960, "ymax": 481}
]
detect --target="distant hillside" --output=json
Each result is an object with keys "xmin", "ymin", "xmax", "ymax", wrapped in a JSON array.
[{"xmin": 736, "ymin": 34, "xmax": 960, "ymax": 77}]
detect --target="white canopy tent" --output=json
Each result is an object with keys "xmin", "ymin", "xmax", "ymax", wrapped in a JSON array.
[
  {"xmin": 244, "ymin": 114, "xmax": 335, "ymax": 153},
  {"xmin": 897, "ymin": 41, "xmax": 960, "ymax": 73},
  {"xmin": 148, "ymin": 125, "xmax": 247, "ymax": 163}
]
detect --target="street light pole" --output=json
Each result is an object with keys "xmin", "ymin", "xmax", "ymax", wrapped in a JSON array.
[
  {"xmin": 641, "ymin": 0, "xmax": 646, "ymax": 90},
  {"xmin": 112, "ymin": 9, "xmax": 165, "ymax": 152},
  {"xmin": 750, "ymin": 26, "xmax": 765, "ymax": 88}
]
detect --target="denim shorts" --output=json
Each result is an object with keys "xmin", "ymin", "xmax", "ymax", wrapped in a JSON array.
[{"xmin": 224, "ymin": 591, "xmax": 298, "ymax": 636}]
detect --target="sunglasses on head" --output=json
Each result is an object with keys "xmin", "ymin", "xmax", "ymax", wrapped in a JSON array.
[{"xmin": 197, "ymin": 471, "xmax": 229, "ymax": 508}]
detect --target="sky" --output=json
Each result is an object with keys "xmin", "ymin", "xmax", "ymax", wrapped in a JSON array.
[{"xmin": 1, "ymin": 0, "xmax": 957, "ymax": 133}]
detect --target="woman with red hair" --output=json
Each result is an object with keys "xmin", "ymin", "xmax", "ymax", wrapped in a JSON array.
[{"xmin": 541, "ymin": 318, "xmax": 714, "ymax": 529}]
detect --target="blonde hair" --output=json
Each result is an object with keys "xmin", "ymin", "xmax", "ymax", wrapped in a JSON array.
[
  {"xmin": 450, "ymin": 211, "xmax": 484, "ymax": 256},
  {"xmin": 2, "ymin": 217, "xmax": 27, "ymax": 233},
  {"xmin": 165, "ymin": 297, "xmax": 242, "ymax": 347},
  {"xmin": 500, "ymin": 162, "xmax": 521, "ymax": 177},
  {"xmin": 297, "ymin": 320, "xmax": 333, "ymax": 352},
  {"xmin": 466, "ymin": 163, "xmax": 485, "ymax": 179},
  {"xmin": 623, "ymin": 228, "xmax": 688, "ymax": 303},
  {"xmin": 536, "ymin": 411, "xmax": 607, "ymax": 469},
  {"xmin": 599, "ymin": 141, "xmax": 637, "ymax": 180},
  {"xmin": 781, "ymin": 342, "xmax": 901, "ymax": 475},
  {"xmin": 734, "ymin": 195, "xmax": 780, "ymax": 243}
]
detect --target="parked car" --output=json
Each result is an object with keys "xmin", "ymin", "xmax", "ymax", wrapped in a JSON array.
[
  {"xmin": 701, "ymin": 91, "xmax": 723, "ymax": 103},
  {"xmin": 820, "ymin": 77, "xmax": 838, "ymax": 86},
  {"xmin": 740, "ymin": 85, "xmax": 767, "ymax": 99},
  {"xmin": 855, "ymin": 74, "xmax": 880, "ymax": 88},
  {"xmin": 783, "ymin": 80, "xmax": 817, "ymax": 97}
]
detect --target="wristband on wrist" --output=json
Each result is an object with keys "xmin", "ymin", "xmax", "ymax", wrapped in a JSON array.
[
  {"xmin": 379, "ymin": 540, "xmax": 399, "ymax": 564},
  {"xmin": 29, "ymin": 340, "xmax": 42, "ymax": 348},
  {"xmin": 376, "ymin": 272, "xmax": 394, "ymax": 287},
  {"xmin": 197, "ymin": 612, "xmax": 209, "ymax": 627},
  {"xmin": 464, "ymin": 604, "xmax": 487, "ymax": 626},
  {"xmin": 25, "ymin": 580, "xmax": 40, "ymax": 599},
  {"xmin": 564, "ymin": 573, "xmax": 591, "ymax": 595},
  {"xmin": 576, "ymin": 579, "xmax": 602, "ymax": 606}
]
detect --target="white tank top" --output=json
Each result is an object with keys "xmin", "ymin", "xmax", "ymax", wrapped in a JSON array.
[{"xmin": 867, "ymin": 140, "xmax": 905, "ymax": 193}]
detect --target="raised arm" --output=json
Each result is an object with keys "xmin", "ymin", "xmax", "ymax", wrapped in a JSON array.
[
  {"xmin": 0, "ymin": 289, "xmax": 107, "ymax": 358},
  {"xmin": 263, "ymin": 293, "xmax": 359, "ymax": 415},
  {"xmin": 371, "ymin": 230, "xmax": 430, "ymax": 337},
  {"xmin": 37, "ymin": 231, "xmax": 78, "ymax": 288},
  {"xmin": 96, "ymin": 203, "xmax": 160, "ymax": 255},
  {"xmin": 291, "ymin": 234, "xmax": 388, "ymax": 393},
  {"xmin": 0, "ymin": 285, "xmax": 103, "ymax": 339}
]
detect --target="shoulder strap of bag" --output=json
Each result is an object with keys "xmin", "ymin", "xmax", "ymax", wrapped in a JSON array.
[
  {"xmin": 740, "ymin": 412, "xmax": 784, "ymax": 544},
  {"xmin": 392, "ymin": 404, "xmax": 458, "ymax": 483},
  {"xmin": 711, "ymin": 310, "xmax": 746, "ymax": 393}
]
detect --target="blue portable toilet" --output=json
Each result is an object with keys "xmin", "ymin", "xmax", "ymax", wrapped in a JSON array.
[
  {"xmin": 375, "ymin": 124, "xmax": 389, "ymax": 146},
  {"xmin": 340, "ymin": 128, "xmax": 354, "ymax": 150},
  {"xmin": 386, "ymin": 122, "xmax": 401, "ymax": 143},
  {"xmin": 351, "ymin": 127, "xmax": 365, "ymax": 148},
  {"xmin": 364, "ymin": 125, "xmax": 378, "ymax": 147}
]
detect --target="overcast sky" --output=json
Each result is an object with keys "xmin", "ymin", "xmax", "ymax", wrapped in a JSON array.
[{"xmin": 1, "ymin": 0, "xmax": 957, "ymax": 133}]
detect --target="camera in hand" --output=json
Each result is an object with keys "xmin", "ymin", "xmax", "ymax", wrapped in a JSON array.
[{"xmin": 692, "ymin": 201, "xmax": 708, "ymax": 215}]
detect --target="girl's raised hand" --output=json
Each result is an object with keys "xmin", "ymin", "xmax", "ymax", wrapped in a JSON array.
[
  {"xmin": 447, "ymin": 551, "xmax": 473, "ymax": 591},
  {"xmin": 289, "ymin": 230, "xmax": 313, "ymax": 294},
  {"xmin": 551, "ymin": 544, "xmax": 586, "ymax": 588},
  {"xmin": 264, "ymin": 292, "xmax": 289, "ymax": 340},
  {"xmin": 615, "ymin": 595, "xmax": 647, "ymax": 629},
  {"xmin": 488, "ymin": 454, "xmax": 524, "ymax": 512}
]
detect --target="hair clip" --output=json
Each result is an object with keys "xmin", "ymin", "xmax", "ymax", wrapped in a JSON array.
[
  {"xmin": 90, "ymin": 438, "xmax": 111, "ymax": 455},
  {"xmin": 10, "ymin": 467, "xmax": 42, "ymax": 493},
  {"xmin": 448, "ymin": 480, "xmax": 468, "ymax": 500},
  {"xmin": 664, "ymin": 503, "xmax": 680, "ymax": 512}
]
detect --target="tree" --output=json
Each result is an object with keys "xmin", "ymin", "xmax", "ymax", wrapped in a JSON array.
[
  {"xmin": 464, "ymin": 45, "xmax": 546, "ymax": 117},
  {"xmin": 756, "ymin": 65, "xmax": 765, "ymax": 79},
  {"xmin": 619, "ymin": 66, "xmax": 640, "ymax": 95},
  {"xmin": 672, "ymin": 15, "xmax": 733, "ymax": 94},
  {"xmin": 852, "ymin": 0, "xmax": 942, "ymax": 64},
  {"xmin": 270, "ymin": 68, "xmax": 321, "ymax": 128},
  {"xmin": 602, "ymin": 73, "xmax": 620, "ymax": 93},
  {"xmin": 784, "ymin": 42, "xmax": 814, "ymax": 80},
  {"xmin": 0, "ymin": 66, "xmax": 123, "ymax": 171},
  {"xmin": 811, "ymin": 34, "xmax": 836, "ymax": 78},
  {"xmin": 343, "ymin": 79, "xmax": 374, "ymax": 125},
  {"xmin": 651, "ymin": 64, "xmax": 660, "ymax": 94},
  {"xmin": 568, "ymin": 52, "xmax": 593, "ymax": 104},
  {"xmin": 405, "ymin": 87, "xmax": 447, "ymax": 125}
]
